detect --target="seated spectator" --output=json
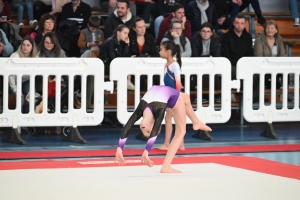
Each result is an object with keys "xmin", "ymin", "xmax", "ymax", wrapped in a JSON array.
[
  {"xmin": 105, "ymin": 0, "xmax": 135, "ymax": 38},
  {"xmin": 61, "ymin": 0, "xmax": 91, "ymax": 30},
  {"xmin": 161, "ymin": 19, "xmax": 192, "ymax": 57},
  {"xmin": 0, "ymin": 0, "xmax": 12, "ymax": 40},
  {"xmin": 35, "ymin": 14, "xmax": 57, "ymax": 46},
  {"xmin": 99, "ymin": 24, "xmax": 135, "ymax": 90},
  {"xmin": 38, "ymin": 32, "xmax": 66, "ymax": 57},
  {"xmin": 129, "ymin": 17, "xmax": 157, "ymax": 57},
  {"xmin": 209, "ymin": 0, "xmax": 232, "ymax": 31},
  {"xmin": 254, "ymin": 20, "xmax": 285, "ymax": 57},
  {"xmin": 228, "ymin": 0, "xmax": 266, "ymax": 26},
  {"xmin": 33, "ymin": 0, "xmax": 52, "ymax": 21},
  {"xmin": 11, "ymin": 0, "xmax": 38, "ymax": 27},
  {"xmin": 108, "ymin": 0, "xmax": 136, "ymax": 16},
  {"xmin": 0, "ymin": 29, "xmax": 13, "ymax": 57},
  {"xmin": 186, "ymin": 0, "xmax": 218, "ymax": 36},
  {"xmin": 154, "ymin": 0, "xmax": 186, "ymax": 39},
  {"xmin": 78, "ymin": 16, "xmax": 104, "ymax": 58},
  {"xmin": 156, "ymin": 3, "xmax": 191, "ymax": 45},
  {"xmin": 50, "ymin": 0, "xmax": 70, "ymax": 23},
  {"xmin": 191, "ymin": 22, "xmax": 221, "ymax": 57},
  {"xmin": 289, "ymin": 0, "xmax": 300, "ymax": 27},
  {"xmin": 9, "ymin": 37, "xmax": 38, "ymax": 113}
]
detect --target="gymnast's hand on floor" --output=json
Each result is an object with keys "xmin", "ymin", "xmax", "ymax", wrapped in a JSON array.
[
  {"xmin": 141, "ymin": 150, "xmax": 154, "ymax": 167},
  {"xmin": 115, "ymin": 147, "xmax": 125, "ymax": 165}
]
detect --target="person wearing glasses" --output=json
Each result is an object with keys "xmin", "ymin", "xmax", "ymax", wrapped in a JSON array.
[
  {"xmin": 161, "ymin": 18, "xmax": 192, "ymax": 57},
  {"xmin": 35, "ymin": 14, "xmax": 57, "ymax": 46},
  {"xmin": 38, "ymin": 32, "xmax": 66, "ymax": 57}
]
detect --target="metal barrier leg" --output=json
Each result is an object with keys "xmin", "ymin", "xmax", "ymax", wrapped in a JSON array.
[
  {"xmin": 260, "ymin": 123, "xmax": 278, "ymax": 139},
  {"xmin": 192, "ymin": 130, "xmax": 214, "ymax": 141},
  {"xmin": 62, "ymin": 127, "xmax": 87, "ymax": 144},
  {"xmin": 2, "ymin": 128, "xmax": 26, "ymax": 145}
]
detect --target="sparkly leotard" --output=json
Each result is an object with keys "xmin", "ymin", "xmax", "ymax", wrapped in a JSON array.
[{"xmin": 118, "ymin": 85, "xmax": 180, "ymax": 152}]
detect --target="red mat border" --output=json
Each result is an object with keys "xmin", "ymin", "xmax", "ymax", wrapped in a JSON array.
[
  {"xmin": 1, "ymin": 156, "xmax": 300, "ymax": 180},
  {"xmin": 1, "ymin": 144, "xmax": 300, "ymax": 159}
]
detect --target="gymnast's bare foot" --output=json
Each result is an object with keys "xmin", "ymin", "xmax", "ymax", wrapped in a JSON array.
[
  {"xmin": 193, "ymin": 121, "xmax": 212, "ymax": 132},
  {"xmin": 160, "ymin": 166, "xmax": 182, "ymax": 173},
  {"xmin": 155, "ymin": 144, "xmax": 169, "ymax": 150},
  {"xmin": 178, "ymin": 145, "xmax": 185, "ymax": 151}
]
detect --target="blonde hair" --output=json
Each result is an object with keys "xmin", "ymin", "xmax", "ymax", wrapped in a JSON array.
[
  {"xmin": 264, "ymin": 20, "xmax": 279, "ymax": 37},
  {"xmin": 17, "ymin": 37, "xmax": 38, "ymax": 57}
]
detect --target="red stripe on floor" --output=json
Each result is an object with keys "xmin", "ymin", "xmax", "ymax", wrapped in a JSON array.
[
  {"xmin": 1, "ymin": 144, "xmax": 300, "ymax": 159},
  {"xmin": 0, "ymin": 156, "xmax": 300, "ymax": 180}
]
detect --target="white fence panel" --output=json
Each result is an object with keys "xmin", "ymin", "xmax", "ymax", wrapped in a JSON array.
[
  {"xmin": 237, "ymin": 57, "xmax": 300, "ymax": 123},
  {"xmin": 110, "ymin": 57, "xmax": 239, "ymax": 125},
  {"xmin": 0, "ymin": 58, "xmax": 113, "ymax": 128}
]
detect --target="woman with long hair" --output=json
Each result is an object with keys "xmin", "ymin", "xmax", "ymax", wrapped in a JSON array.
[{"xmin": 38, "ymin": 32, "xmax": 65, "ymax": 57}]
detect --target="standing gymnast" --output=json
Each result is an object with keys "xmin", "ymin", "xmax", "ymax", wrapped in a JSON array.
[
  {"xmin": 156, "ymin": 40, "xmax": 185, "ymax": 150},
  {"xmin": 115, "ymin": 85, "xmax": 212, "ymax": 173}
]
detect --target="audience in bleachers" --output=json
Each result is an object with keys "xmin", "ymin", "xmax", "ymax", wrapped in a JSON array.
[
  {"xmin": 228, "ymin": 0, "xmax": 266, "ymax": 26},
  {"xmin": 0, "ymin": 0, "xmax": 12, "ymax": 40},
  {"xmin": 161, "ymin": 18, "xmax": 191, "ymax": 57},
  {"xmin": 191, "ymin": 22, "xmax": 221, "ymax": 57},
  {"xmin": 9, "ymin": 37, "xmax": 38, "ymax": 113},
  {"xmin": 34, "ymin": 14, "xmax": 57, "ymax": 46},
  {"xmin": 289, "ymin": 0, "xmax": 300, "ymax": 27},
  {"xmin": 104, "ymin": 0, "xmax": 135, "ymax": 38},
  {"xmin": 99, "ymin": 24, "xmax": 135, "ymax": 90},
  {"xmin": 33, "ymin": 0, "xmax": 52, "ymax": 21},
  {"xmin": 0, "ymin": 29, "xmax": 13, "ymax": 56},
  {"xmin": 11, "ymin": 0, "xmax": 37, "ymax": 27},
  {"xmin": 129, "ymin": 17, "xmax": 157, "ymax": 57},
  {"xmin": 38, "ymin": 32, "xmax": 66, "ymax": 57},
  {"xmin": 156, "ymin": 3, "xmax": 191, "ymax": 45},
  {"xmin": 78, "ymin": 16, "xmax": 104, "ymax": 57},
  {"xmin": 186, "ymin": 0, "xmax": 218, "ymax": 36}
]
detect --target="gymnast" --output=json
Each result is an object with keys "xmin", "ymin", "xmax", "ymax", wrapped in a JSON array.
[{"xmin": 115, "ymin": 85, "xmax": 212, "ymax": 173}]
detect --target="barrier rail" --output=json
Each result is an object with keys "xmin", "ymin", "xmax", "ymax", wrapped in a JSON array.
[
  {"xmin": 0, "ymin": 58, "xmax": 113, "ymax": 144},
  {"xmin": 110, "ymin": 57, "xmax": 240, "ymax": 140},
  {"xmin": 237, "ymin": 57, "xmax": 300, "ymax": 138}
]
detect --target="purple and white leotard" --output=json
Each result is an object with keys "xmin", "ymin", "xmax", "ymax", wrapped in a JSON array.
[{"xmin": 118, "ymin": 86, "xmax": 180, "ymax": 152}]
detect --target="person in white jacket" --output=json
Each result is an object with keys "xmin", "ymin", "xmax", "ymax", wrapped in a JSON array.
[{"xmin": 9, "ymin": 37, "xmax": 38, "ymax": 113}]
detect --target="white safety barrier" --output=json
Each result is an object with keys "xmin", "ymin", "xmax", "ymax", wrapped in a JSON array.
[
  {"xmin": 0, "ymin": 58, "xmax": 113, "ymax": 129},
  {"xmin": 237, "ymin": 57, "xmax": 300, "ymax": 123},
  {"xmin": 110, "ymin": 58, "xmax": 240, "ymax": 125}
]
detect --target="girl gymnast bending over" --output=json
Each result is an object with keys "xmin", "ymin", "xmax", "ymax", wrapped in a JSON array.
[{"xmin": 115, "ymin": 85, "xmax": 212, "ymax": 173}]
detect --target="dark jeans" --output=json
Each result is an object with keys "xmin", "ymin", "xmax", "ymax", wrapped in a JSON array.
[
  {"xmin": 228, "ymin": 0, "xmax": 262, "ymax": 19},
  {"xmin": 33, "ymin": 1, "xmax": 52, "ymax": 21}
]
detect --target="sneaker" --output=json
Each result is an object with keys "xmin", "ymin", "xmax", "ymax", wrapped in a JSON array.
[
  {"xmin": 127, "ymin": 80, "xmax": 135, "ymax": 90},
  {"xmin": 30, "ymin": 20, "xmax": 38, "ymax": 26},
  {"xmin": 294, "ymin": 18, "xmax": 299, "ymax": 27},
  {"xmin": 19, "ymin": 23, "xmax": 24, "ymax": 27},
  {"xmin": 257, "ymin": 17, "xmax": 266, "ymax": 26}
]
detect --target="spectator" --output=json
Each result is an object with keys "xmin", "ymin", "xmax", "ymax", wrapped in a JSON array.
[
  {"xmin": 99, "ymin": 24, "xmax": 135, "ymax": 90},
  {"xmin": 50, "ymin": 0, "xmax": 70, "ymax": 23},
  {"xmin": 156, "ymin": 3, "xmax": 191, "ymax": 45},
  {"xmin": 186, "ymin": 0, "xmax": 218, "ymax": 36},
  {"xmin": 78, "ymin": 16, "xmax": 104, "ymax": 58},
  {"xmin": 11, "ymin": 0, "xmax": 37, "ymax": 27},
  {"xmin": 254, "ymin": 20, "xmax": 285, "ymax": 57},
  {"xmin": 108, "ymin": 0, "xmax": 136, "ymax": 16},
  {"xmin": 38, "ymin": 32, "xmax": 66, "ymax": 57},
  {"xmin": 0, "ymin": 0, "xmax": 12, "ymax": 40},
  {"xmin": 35, "ymin": 14, "xmax": 57, "ymax": 46},
  {"xmin": 221, "ymin": 15, "xmax": 253, "ymax": 80},
  {"xmin": 129, "ymin": 17, "xmax": 157, "ymax": 57},
  {"xmin": 209, "ymin": 0, "xmax": 232, "ymax": 31},
  {"xmin": 0, "ymin": 29, "xmax": 13, "ymax": 57},
  {"xmin": 104, "ymin": 0, "xmax": 135, "ymax": 38},
  {"xmin": 289, "ymin": 0, "xmax": 300, "ymax": 27},
  {"xmin": 61, "ymin": 0, "xmax": 91, "ymax": 30},
  {"xmin": 161, "ymin": 19, "xmax": 192, "ymax": 57},
  {"xmin": 228, "ymin": 0, "xmax": 266, "ymax": 26},
  {"xmin": 9, "ymin": 37, "xmax": 38, "ymax": 113},
  {"xmin": 33, "ymin": 0, "xmax": 52, "ymax": 21},
  {"xmin": 154, "ymin": 0, "xmax": 186, "ymax": 39},
  {"xmin": 191, "ymin": 22, "xmax": 220, "ymax": 57}
]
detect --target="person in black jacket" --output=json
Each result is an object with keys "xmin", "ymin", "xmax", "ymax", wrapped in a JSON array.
[
  {"xmin": 104, "ymin": 0, "xmax": 135, "ymax": 38},
  {"xmin": 186, "ymin": 0, "xmax": 218, "ymax": 36},
  {"xmin": 209, "ymin": 0, "xmax": 232, "ymax": 30},
  {"xmin": 99, "ymin": 24, "xmax": 135, "ymax": 90},
  {"xmin": 191, "ymin": 22, "xmax": 220, "ymax": 57}
]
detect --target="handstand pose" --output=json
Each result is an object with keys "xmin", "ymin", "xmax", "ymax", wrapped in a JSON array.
[{"xmin": 115, "ymin": 85, "xmax": 212, "ymax": 173}]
